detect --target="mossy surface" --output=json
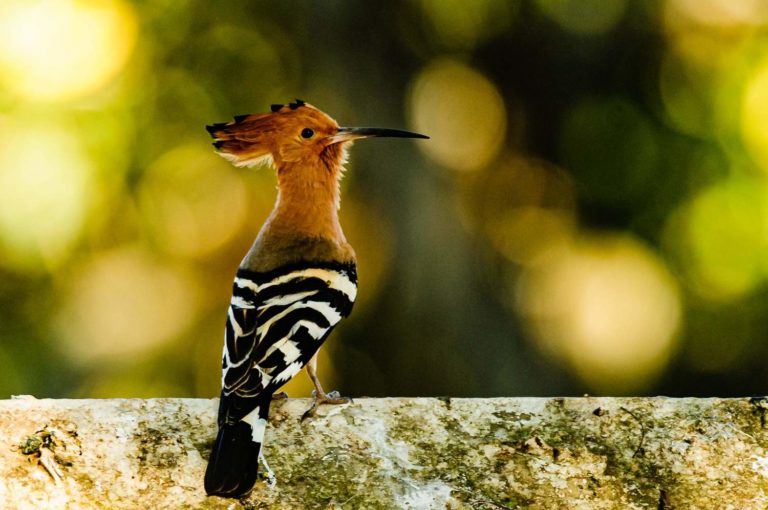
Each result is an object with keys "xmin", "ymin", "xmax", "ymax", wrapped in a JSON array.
[{"xmin": 2, "ymin": 397, "xmax": 768, "ymax": 509}]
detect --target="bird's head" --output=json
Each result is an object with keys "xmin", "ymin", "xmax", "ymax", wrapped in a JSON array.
[{"xmin": 205, "ymin": 100, "xmax": 428, "ymax": 172}]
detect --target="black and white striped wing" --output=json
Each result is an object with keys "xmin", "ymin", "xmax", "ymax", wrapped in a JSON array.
[{"xmin": 219, "ymin": 262, "xmax": 357, "ymax": 421}]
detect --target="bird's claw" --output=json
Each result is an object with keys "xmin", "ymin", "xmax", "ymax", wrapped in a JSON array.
[
  {"xmin": 258, "ymin": 451, "xmax": 277, "ymax": 489},
  {"xmin": 272, "ymin": 391, "xmax": 289, "ymax": 400},
  {"xmin": 301, "ymin": 390, "xmax": 352, "ymax": 421}
]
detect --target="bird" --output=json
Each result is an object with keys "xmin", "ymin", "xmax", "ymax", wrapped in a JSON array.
[{"xmin": 203, "ymin": 99, "xmax": 428, "ymax": 498}]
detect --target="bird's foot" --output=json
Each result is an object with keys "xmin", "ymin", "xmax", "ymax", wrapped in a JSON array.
[
  {"xmin": 258, "ymin": 451, "xmax": 277, "ymax": 489},
  {"xmin": 272, "ymin": 391, "xmax": 289, "ymax": 400},
  {"xmin": 301, "ymin": 390, "xmax": 352, "ymax": 421}
]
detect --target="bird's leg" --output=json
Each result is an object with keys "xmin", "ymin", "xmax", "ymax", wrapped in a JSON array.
[
  {"xmin": 302, "ymin": 353, "xmax": 351, "ymax": 421},
  {"xmin": 258, "ymin": 451, "xmax": 277, "ymax": 489}
]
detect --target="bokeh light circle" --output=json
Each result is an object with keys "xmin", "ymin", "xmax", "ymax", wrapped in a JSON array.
[
  {"xmin": 58, "ymin": 248, "xmax": 199, "ymax": 364},
  {"xmin": 663, "ymin": 177, "xmax": 768, "ymax": 301},
  {"xmin": 742, "ymin": 59, "xmax": 768, "ymax": 174},
  {"xmin": 0, "ymin": 0, "xmax": 137, "ymax": 101},
  {"xmin": 408, "ymin": 59, "xmax": 506, "ymax": 172},
  {"xmin": 139, "ymin": 144, "xmax": 249, "ymax": 259},
  {"xmin": 665, "ymin": 0, "xmax": 768, "ymax": 28},
  {"xmin": 0, "ymin": 121, "xmax": 94, "ymax": 270},
  {"xmin": 517, "ymin": 234, "xmax": 682, "ymax": 393}
]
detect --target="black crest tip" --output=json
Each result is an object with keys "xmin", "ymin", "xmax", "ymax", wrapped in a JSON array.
[
  {"xmin": 233, "ymin": 114, "xmax": 249, "ymax": 123},
  {"xmin": 212, "ymin": 140, "xmax": 224, "ymax": 149},
  {"xmin": 270, "ymin": 104, "xmax": 283, "ymax": 113},
  {"xmin": 288, "ymin": 99, "xmax": 305, "ymax": 110},
  {"xmin": 205, "ymin": 122, "xmax": 228, "ymax": 135}
]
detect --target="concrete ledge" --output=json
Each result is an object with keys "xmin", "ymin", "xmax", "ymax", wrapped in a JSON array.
[{"xmin": 1, "ymin": 397, "xmax": 767, "ymax": 509}]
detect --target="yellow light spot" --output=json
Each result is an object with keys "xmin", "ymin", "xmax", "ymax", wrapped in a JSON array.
[
  {"xmin": 535, "ymin": 0, "xmax": 626, "ymax": 35},
  {"xmin": 518, "ymin": 234, "xmax": 682, "ymax": 393},
  {"xmin": 0, "ymin": 0, "xmax": 137, "ymax": 101},
  {"xmin": 408, "ymin": 59, "xmax": 506, "ymax": 172},
  {"xmin": 0, "ymin": 121, "xmax": 93, "ymax": 271},
  {"xmin": 665, "ymin": 0, "xmax": 768, "ymax": 28},
  {"xmin": 662, "ymin": 0, "xmax": 768, "ymax": 67},
  {"xmin": 139, "ymin": 144, "xmax": 249, "ymax": 259},
  {"xmin": 742, "ymin": 60, "xmax": 768, "ymax": 173},
  {"xmin": 57, "ymin": 248, "xmax": 200, "ymax": 364},
  {"xmin": 663, "ymin": 177, "xmax": 768, "ymax": 301}
]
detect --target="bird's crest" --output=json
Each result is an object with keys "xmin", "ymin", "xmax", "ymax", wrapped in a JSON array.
[{"xmin": 205, "ymin": 99, "xmax": 338, "ymax": 168}]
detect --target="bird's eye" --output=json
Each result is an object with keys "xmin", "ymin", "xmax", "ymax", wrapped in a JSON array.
[{"xmin": 300, "ymin": 128, "xmax": 315, "ymax": 139}]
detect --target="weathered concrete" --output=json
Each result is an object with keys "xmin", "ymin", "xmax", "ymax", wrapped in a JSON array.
[{"xmin": 1, "ymin": 397, "xmax": 768, "ymax": 509}]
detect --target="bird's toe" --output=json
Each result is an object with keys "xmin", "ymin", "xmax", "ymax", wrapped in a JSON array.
[{"xmin": 301, "ymin": 390, "xmax": 352, "ymax": 421}]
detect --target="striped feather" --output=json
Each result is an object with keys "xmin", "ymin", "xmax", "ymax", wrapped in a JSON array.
[
  {"xmin": 208, "ymin": 261, "xmax": 357, "ymax": 497},
  {"xmin": 218, "ymin": 261, "xmax": 357, "ymax": 419}
]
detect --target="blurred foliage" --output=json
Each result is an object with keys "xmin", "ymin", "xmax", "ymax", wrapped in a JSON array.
[{"xmin": 2, "ymin": 0, "xmax": 768, "ymax": 399}]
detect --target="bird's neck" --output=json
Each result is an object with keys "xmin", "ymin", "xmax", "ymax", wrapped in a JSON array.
[
  {"xmin": 269, "ymin": 161, "xmax": 344, "ymax": 241},
  {"xmin": 240, "ymin": 159, "xmax": 356, "ymax": 273}
]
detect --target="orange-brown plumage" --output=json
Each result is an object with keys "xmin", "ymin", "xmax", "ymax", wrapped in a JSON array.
[
  {"xmin": 208, "ymin": 102, "xmax": 352, "ymax": 272},
  {"xmin": 207, "ymin": 100, "xmax": 426, "ymax": 273},
  {"xmin": 207, "ymin": 100, "xmax": 343, "ymax": 169}
]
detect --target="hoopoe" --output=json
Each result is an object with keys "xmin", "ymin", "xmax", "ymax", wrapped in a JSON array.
[{"xmin": 203, "ymin": 100, "xmax": 427, "ymax": 498}]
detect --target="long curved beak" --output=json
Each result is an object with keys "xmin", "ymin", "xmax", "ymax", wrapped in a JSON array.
[{"xmin": 330, "ymin": 127, "xmax": 429, "ymax": 144}]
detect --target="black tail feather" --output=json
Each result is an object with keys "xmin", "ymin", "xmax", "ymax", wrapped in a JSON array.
[
  {"xmin": 204, "ymin": 421, "xmax": 261, "ymax": 497},
  {"xmin": 205, "ymin": 397, "xmax": 272, "ymax": 498}
]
